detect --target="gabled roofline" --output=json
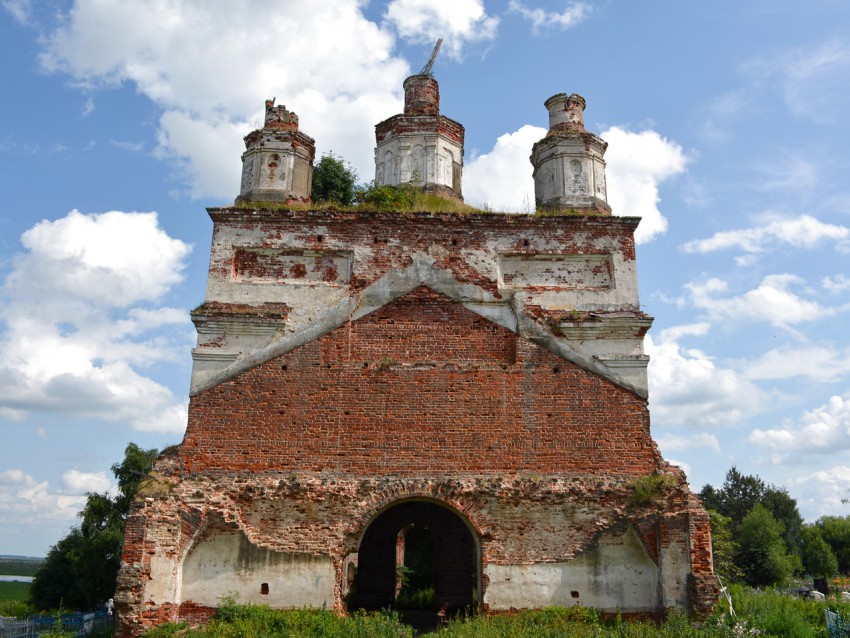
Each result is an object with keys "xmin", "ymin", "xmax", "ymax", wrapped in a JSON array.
[{"xmin": 190, "ymin": 254, "xmax": 648, "ymax": 399}]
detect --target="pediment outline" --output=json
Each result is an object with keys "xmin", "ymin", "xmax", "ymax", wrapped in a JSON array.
[{"xmin": 190, "ymin": 254, "xmax": 646, "ymax": 398}]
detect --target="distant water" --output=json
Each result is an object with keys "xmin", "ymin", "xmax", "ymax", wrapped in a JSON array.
[{"xmin": 0, "ymin": 575, "xmax": 32, "ymax": 582}]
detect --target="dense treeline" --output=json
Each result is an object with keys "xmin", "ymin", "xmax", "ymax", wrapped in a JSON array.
[{"xmin": 700, "ymin": 466, "xmax": 850, "ymax": 587}]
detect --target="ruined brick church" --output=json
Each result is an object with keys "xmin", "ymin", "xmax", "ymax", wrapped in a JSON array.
[{"xmin": 115, "ymin": 72, "xmax": 718, "ymax": 635}]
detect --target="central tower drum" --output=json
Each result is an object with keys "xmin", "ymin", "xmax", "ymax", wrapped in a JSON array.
[{"xmin": 373, "ymin": 73, "xmax": 465, "ymax": 200}]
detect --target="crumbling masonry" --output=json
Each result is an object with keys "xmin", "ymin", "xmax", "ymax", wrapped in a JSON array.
[{"xmin": 115, "ymin": 75, "xmax": 718, "ymax": 636}]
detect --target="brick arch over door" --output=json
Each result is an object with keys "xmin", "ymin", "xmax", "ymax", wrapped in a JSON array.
[{"xmin": 351, "ymin": 499, "xmax": 480, "ymax": 614}]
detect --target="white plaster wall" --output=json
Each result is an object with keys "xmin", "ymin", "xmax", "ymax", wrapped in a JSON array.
[
  {"xmin": 659, "ymin": 533, "xmax": 690, "ymax": 608},
  {"xmin": 145, "ymin": 555, "xmax": 178, "ymax": 605},
  {"xmin": 181, "ymin": 525, "xmax": 335, "ymax": 608},
  {"xmin": 484, "ymin": 528, "xmax": 659, "ymax": 612},
  {"xmin": 375, "ymin": 133, "xmax": 461, "ymax": 188}
]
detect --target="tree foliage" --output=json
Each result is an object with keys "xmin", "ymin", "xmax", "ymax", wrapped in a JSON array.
[
  {"xmin": 311, "ymin": 152, "xmax": 358, "ymax": 206},
  {"xmin": 699, "ymin": 467, "xmax": 803, "ymax": 555},
  {"xmin": 814, "ymin": 515, "xmax": 850, "ymax": 574},
  {"xmin": 707, "ymin": 509, "xmax": 741, "ymax": 583},
  {"xmin": 29, "ymin": 443, "xmax": 159, "ymax": 611},
  {"xmin": 736, "ymin": 504, "xmax": 795, "ymax": 586},
  {"xmin": 801, "ymin": 527, "xmax": 839, "ymax": 578}
]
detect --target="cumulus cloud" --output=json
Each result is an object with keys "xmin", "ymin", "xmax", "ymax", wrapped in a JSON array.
[
  {"xmin": 384, "ymin": 0, "xmax": 498, "ymax": 57},
  {"xmin": 682, "ymin": 214, "xmax": 849, "ymax": 255},
  {"xmin": 40, "ymin": 1, "xmax": 411, "ymax": 198},
  {"xmin": 602, "ymin": 127, "xmax": 689, "ymax": 244},
  {"xmin": 683, "ymin": 274, "xmax": 831, "ymax": 328},
  {"xmin": 0, "ymin": 210, "xmax": 191, "ymax": 433},
  {"xmin": 750, "ymin": 393, "xmax": 850, "ymax": 463},
  {"xmin": 823, "ymin": 274, "xmax": 850, "ymax": 294},
  {"xmin": 464, "ymin": 125, "xmax": 544, "ymax": 211},
  {"xmin": 740, "ymin": 346, "xmax": 850, "ymax": 383},
  {"xmin": 508, "ymin": 0, "xmax": 591, "ymax": 33},
  {"xmin": 462, "ymin": 123, "xmax": 688, "ymax": 228},
  {"xmin": 657, "ymin": 432, "xmax": 721, "ymax": 454},
  {"xmin": 62, "ymin": 469, "xmax": 112, "ymax": 494},
  {"xmin": 0, "ymin": 469, "xmax": 84, "ymax": 524},
  {"xmin": 788, "ymin": 465, "xmax": 850, "ymax": 521},
  {"xmin": 647, "ymin": 330, "xmax": 770, "ymax": 428}
]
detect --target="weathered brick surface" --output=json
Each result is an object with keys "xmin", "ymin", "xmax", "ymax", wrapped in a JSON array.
[
  {"xmin": 116, "ymin": 207, "xmax": 718, "ymax": 636},
  {"xmin": 182, "ymin": 287, "xmax": 659, "ymax": 476}
]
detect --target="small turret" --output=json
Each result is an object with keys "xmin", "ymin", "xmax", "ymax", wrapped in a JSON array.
[
  {"xmin": 373, "ymin": 41, "xmax": 464, "ymax": 201},
  {"xmin": 236, "ymin": 99, "xmax": 316, "ymax": 204},
  {"xmin": 530, "ymin": 93, "xmax": 610, "ymax": 212}
]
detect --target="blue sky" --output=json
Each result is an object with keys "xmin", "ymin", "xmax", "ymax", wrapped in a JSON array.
[{"xmin": 1, "ymin": 0, "xmax": 849, "ymax": 557}]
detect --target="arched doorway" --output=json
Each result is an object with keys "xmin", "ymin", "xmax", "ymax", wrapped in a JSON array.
[{"xmin": 352, "ymin": 500, "xmax": 479, "ymax": 615}]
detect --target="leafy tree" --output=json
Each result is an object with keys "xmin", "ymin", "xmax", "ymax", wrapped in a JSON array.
[
  {"xmin": 717, "ymin": 467, "xmax": 766, "ymax": 529},
  {"xmin": 736, "ymin": 504, "xmax": 795, "ymax": 587},
  {"xmin": 700, "ymin": 467, "xmax": 803, "ymax": 563},
  {"xmin": 762, "ymin": 486, "xmax": 804, "ymax": 557},
  {"xmin": 30, "ymin": 443, "xmax": 159, "ymax": 610},
  {"xmin": 311, "ymin": 152, "xmax": 358, "ymax": 206},
  {"xmin": 698, "ymin": 484, "xmax": 723, "ymax": 513},
  {"xmin": 707, "ymin": 509, "xmax": 741, "ymax": 583},
  {"xmin": 801, "ymin": 526, "xmax": 839, "ymax": 578},
  {"xmin": 815, "ymin": 515, "xmax": 850, "ymax": 573}
]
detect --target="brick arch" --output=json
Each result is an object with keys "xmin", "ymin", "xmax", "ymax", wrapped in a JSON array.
[
  {"xmin": 343, "ymin": 487, "xmax": 490, "ymax": 554},
  {"xmin": 349, "ymin": 497, "xmax": 481, "ymax": 614}
]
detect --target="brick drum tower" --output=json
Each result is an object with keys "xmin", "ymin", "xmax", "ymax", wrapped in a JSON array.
[{"xmin": 115, "ymin": 86, "xmax": 718, "ymax": 636}]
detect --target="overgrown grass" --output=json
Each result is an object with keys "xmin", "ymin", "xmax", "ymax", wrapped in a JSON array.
[
  {"xmin": 145, "ymin": 601, "xmax": 413, "ymax": 638},
  {"xmin": 130, "ymin": 586, "xmax": 850, "ymax": 637}
]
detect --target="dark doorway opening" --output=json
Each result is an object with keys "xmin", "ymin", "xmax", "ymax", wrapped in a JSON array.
[{"xmin": 353, "ymin": 500, "xmax": 478, "ymax": 619}]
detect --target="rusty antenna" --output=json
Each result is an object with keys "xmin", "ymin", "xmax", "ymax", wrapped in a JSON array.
[{"xmin": 419, "ymin": 38, "xmax": 443, "ymax": 76}]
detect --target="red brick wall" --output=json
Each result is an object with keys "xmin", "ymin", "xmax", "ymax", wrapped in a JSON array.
[{"xmin": 181, "ymin": 286, "xmax": 661, "ymax": 476}]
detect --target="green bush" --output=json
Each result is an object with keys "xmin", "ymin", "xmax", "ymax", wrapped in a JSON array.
[
  {"xmin": 0, "ymin": 597, "xmax": 34, "ymax": 616},
  {"xmin": 628, "ymin": 473, "xmax": 677, "ymax": 506}
]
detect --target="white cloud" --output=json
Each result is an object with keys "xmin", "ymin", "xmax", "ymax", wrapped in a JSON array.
[
  {"xmin": 657, "ymin": 432, "xmax": 721, "ymax": 454},
  {"xmin": 750, "ymin": 393, "xmax": 850, "ymax": 463},
  {"xmin": 0, "ymin": 210, "xmax": 192, "ymax": 433},
  {"xmin": 384, "ymin": 0, "xmax": 498, "ymax": 58},
  {"xmin": 647, "ymin": 332, "xmax": 769, "ymax": 428},
  {"xmin": 464, "ymin": 125, "xmax": 544, "ymax": 211},
  {"xmin": 788, "ymin": 465, "xmax": 850, "ymax": 521},
  {"xmin": 657, "ymin": 321, "xmax": 711, "ymax": 343},
  {"xmin": 684, "ymin": 274, "xmax": 831, "ymax": 328},
  {"xmin": 823, "ymin": 274, "xmax": 850, "ymax": 294},
  {"xmin": 0, "ymin": 469, "xmax": 84, "ymax": 523},
  {"xmin": 2, "ymin": 0, "xmax": 31, "ymax": 24},
  {"xmin": 462, "ymin": 123, "xmax": 687, "ymax": 227},
  {"xmin": 602, "ymin": 127, "xmax": 689, "ymax": 244},
  {"xmin": 62, "ymin": 469, "xmax": 112, "ymax": 494},
  {"xmin": 40, "ymin": 1, "xmax": 411, "ymax": 199},
  {"xmin": 741, "ymin": 346, "xmax": 850, "ymax": 383},
  {"xmin": 745, "ymin": 39, "xmax": 850, "ymax": 125},
  {"xmin": 682, "ymin": 214, "xmax": 849, "ymax": 255},
  {"xmin": 7, "ymin": 210, "xmax": 189, "ymax": 306},
  {"xmin": 508, "ymin": 0, "xmax": 591, "ymax": 33}
]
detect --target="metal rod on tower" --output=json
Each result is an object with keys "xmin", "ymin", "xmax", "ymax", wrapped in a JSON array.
[{"xmin": 419, "ymin": 38, "xmax": 443, "ymax": 76}]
